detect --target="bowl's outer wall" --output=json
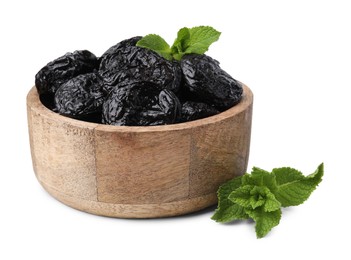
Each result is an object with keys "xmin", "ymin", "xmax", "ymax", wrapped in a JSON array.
[{"xmin": 27, "ymin": 85, "xmax": 253, "ymax": 218}]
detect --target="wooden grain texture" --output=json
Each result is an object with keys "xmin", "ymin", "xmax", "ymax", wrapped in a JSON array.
[
  {"xmin": 189, "ymin": 107, "xmax": 252, "ymax": 197},
  {"xmin": 27, "ymin": 93, "xmax": 98, "ymax": 201},
  {"xmin": 94, "ymin": 129, "xmax": 191, "ymax": 204},
  {"xmin": 39, "ymin": 180, "xmax": 217, "ymax": 218},
  {"xmin": 27, "ymin": 84, "xmax": 253, "ymax": 218}
]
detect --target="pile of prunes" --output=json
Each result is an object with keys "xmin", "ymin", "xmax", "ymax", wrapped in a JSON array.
[{"xmin": 35, "ymin": 36, "xmax": 243, "ymax": 126}]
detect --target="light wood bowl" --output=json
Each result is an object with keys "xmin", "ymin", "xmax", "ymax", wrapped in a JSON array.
[{"xmin": 27, "ymin": 84, "xmax": 253, "ymax": 218}]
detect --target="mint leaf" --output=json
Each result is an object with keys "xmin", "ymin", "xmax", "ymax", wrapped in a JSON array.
[
  {"xmin": 262, "ymin": 190, "xmax": 281, "ymax": 212},
  {"xmin": 171, "ymin": 27, "xmax": 190, "ymax": 58},
  {"xmin": 246, "ymin": 208, "xmax": 282, "ymax": 238},
  {"xmin": 242, "ymin": 167, "xmax": 277, "ymax": 192},
  {"xmin": 212, "ymin": 203, "xmax": 248, "ymax": 223},
  {"xmin": 136, "ymin": 34, "xmax": 172, "ymax": 60},
  {"xmin": 273, "ymin": 163, "xmax": 324, "ymax": 207},
  {"xmin": 229, "ymin": 185, "xmax": 281, "ymax": 212},
  {"xmin": 211, "ymin": 177, "xmax": 249, "ymax": 222},
  {"xmin": 136, "ymin": 26, "xmax": 221, "ymax": 61},
  {"xmin": 212, "ymin": 163, "xmax": 324, "ymax": 238},
  {"xmin": 184, "ymin": 26, "xmax": 221, "ymax": 55},
  {"xmin": 249, "ymin": 191, "xmax": 265, "ymax": 209},
  {"xmin": 228, "ymin": 185, "xmax": 253, "ymax": 208}
]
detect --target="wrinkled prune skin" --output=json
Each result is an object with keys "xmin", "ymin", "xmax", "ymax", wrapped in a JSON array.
[
  {"xmin": 180, "ymin": 101, "xmax": 219, "ymax": 122},
  {"xmin": 99, "ymin": 37, "xmax": 181, "ymax": 93},
  {"xmin": 54, "ymin": 73, "xmax": 105, "ymax": 121},
  {"xmin": 100, "ymin": 36, "xmax": 141, "ymax": 58},
  {"xmin": 180, "ymin": 54, "xmax": 243, "ymax": 110},
  {"xmin": 35, "ymin": 50, "xmax": 98, "ymax": 96},
  {"xmin": 102, "ymin": 81, "xmax": 180, "ymax": 126}
]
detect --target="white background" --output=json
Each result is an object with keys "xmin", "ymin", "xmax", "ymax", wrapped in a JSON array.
[{"xmin": 1, "ymin": 0, "xmax": 350, "ymax": 259}]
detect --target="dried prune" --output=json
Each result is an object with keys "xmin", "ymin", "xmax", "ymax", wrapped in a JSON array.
[
  {"xmin": 54, "ymin": 73, "xmax": 105, "ymax": 121},
  {"xmin": 100, "ymin": 36, "xmax": 142, "ymax": 57},
  {"xmin": 35, "ymin": 50, "xmax": 98, "ymax": 96},
  {"xmin": 102, "ymin": 81, "xmax": 180, "ymax": 126},
  {"xmin": 180, "ymin": 101, "xmax": 219, "ymax": 122},
  {"xmin": 180, "ymin": 54, "xmax": 243, "ymax": 110},
  {"xmin": 34, "ymin": 32, "xmax": 246, "ymax": 126},
  {"xmin": 99, "ymin": 37, "xmax": 181, "ymax": 93}
]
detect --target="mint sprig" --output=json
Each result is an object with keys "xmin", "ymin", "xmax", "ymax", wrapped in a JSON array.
[
  {"xmin": 136, "ymin": 26, "xmax": 221, "ymax": 61},
  {"xmin": 212, "ymin": 163, "xmax": 324, "ymax": 238}
]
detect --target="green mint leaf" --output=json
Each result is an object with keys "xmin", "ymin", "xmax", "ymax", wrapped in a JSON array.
[
  {"xmin": 171, "ymin": 27, "xmax": 190, "ymax": 56},
  {"xmin": 262, "ymin": 190, "xmax": 281, "ymax": 212},
  {"xmin": 246, "ymin": 207, "xmax": 282, "ymax": 238},
  {"xmin": 170, "ymin": 26, "xmax": 220, "ymax": 59},
  {"xmin": 211, "ymin": 177, "xmax": 249, "ymax": 222},
  {"xmin": 212, "ymin": 203, "xmax": 248, "ymax": 223},
  {"xmin": 137, "ymin": 26, "xmax": 221, "ymax": 61},
  {"xmin": 273, "ymin": 163, "xmax": 324, "ymax": 207},
  {"xmin": 228, "ymin": 185, "xmax": 253, "ymax": 208},
  {"xmin": 136, "ymin": 34, "xmax": 172, "ymax": 60},
  {"xmin": 212, "ymin": 163, "xmax": 323, "ymax": 238},
  {"xmin": 242, "ymin": 167, "xmax": 277, "ymax": 192},
  {"xmin": 249, "ymin": 192, "xmax": 265, "ymax": 209},
  {"xmin": 229, "ymin": 185, "xmax": 281, "ymax": 212},
  {"xmin": 183, "ymin": 26, "xmax": 221, "ymax": 55}
]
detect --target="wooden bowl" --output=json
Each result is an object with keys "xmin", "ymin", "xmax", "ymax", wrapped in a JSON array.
[{"xmin": 27, "ymin": 84, "xmax": 253, "ymax": 218}]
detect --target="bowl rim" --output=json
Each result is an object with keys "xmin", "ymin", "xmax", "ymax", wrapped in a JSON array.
[{"xmin": 27, "ymin": 83, "xmax": 253, "ymax": 133}]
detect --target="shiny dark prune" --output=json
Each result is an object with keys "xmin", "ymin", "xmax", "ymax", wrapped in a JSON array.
[
  {"xmin": 54, "ymin": 73, "xmax": 105, "ymax": 121},
  {"xmin": 102, "ymin": 81, "xmax": 180, "ymax": 126},
  {"xmin": 35, "ymin": 50, "xmax": 98, "ymax": 96},
  {"xmin": 100, "ymin": 36, "xmax": 142, "ymax": 57},
  {"xmin": 99, "ymin": 37, "xmax": 181, "ymax": 93},
  {"xmin": 180, "ymin": 54, "xmax": 243, "ymax": 110},
  {"xmin": 180, "ymin": 101, "xmax": 219, "ymax": 122}
]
